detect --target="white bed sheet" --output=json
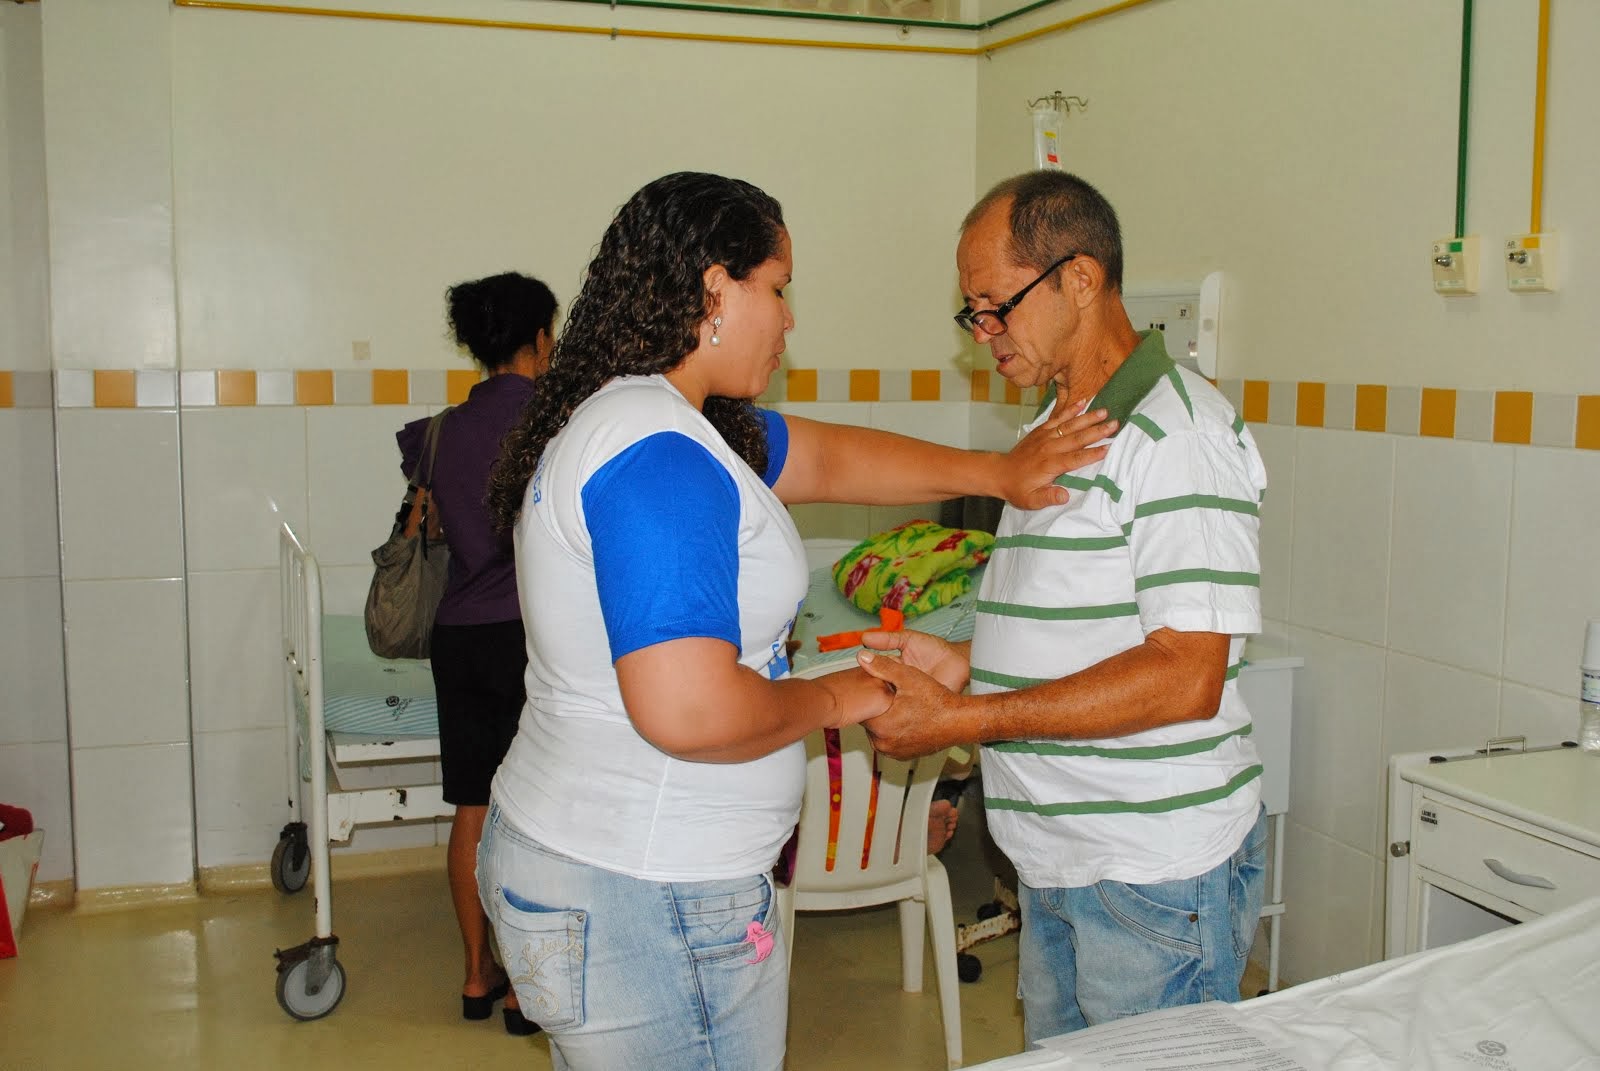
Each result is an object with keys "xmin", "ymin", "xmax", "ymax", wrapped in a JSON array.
[{"xmin": 970, "ymin": 894, "xmax": 1600, "ymax": 1070}]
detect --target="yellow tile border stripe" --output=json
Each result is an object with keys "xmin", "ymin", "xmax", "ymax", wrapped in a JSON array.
[
  {"xmin": 17, "ymin": 368, "xmax": 1600, "ymax": 451},
  {"xmin": 1492, "ymin": 391, "xmax": 1533, "ymax": 445}
]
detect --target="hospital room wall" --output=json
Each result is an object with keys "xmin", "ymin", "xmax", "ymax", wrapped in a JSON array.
[
  {"xmin": 0, "ymin": 5, "xmax": 72, "ymax": 886},
  {"xmin": 975, "ymin": 0, "xmax": 1600, "ymax": 987},
  {"xmin": 17, "ymin": 0, "xmax": 980, "ymax": 892}
]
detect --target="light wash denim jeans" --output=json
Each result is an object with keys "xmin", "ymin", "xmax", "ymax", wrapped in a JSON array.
[
  {"xmin": 1017, "ymin": 805, "xmax": 1268, "ymax": 1045},
  {"xmin": 477, "ymin": 803, "xmax": 788, "ymax": 1071}
]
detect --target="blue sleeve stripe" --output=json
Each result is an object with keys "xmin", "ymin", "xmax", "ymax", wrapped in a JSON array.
[
  {"xmin": 758, "ymin": 408, "xmax": 788, "ymax": 489},
  {"xmin": 581, "ymin": 432, "xmax": 743, "ymax": 662}
]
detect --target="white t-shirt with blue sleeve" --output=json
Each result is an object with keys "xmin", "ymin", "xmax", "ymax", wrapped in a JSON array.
[{"xmin": 492, "ymin": 375, "xmax": 808, "ymax": 881}]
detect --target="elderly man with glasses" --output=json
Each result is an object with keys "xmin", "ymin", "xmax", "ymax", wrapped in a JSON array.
[{"xmin": 859, "ymin": 170, "xmax": 1270, "ymax": 1044}]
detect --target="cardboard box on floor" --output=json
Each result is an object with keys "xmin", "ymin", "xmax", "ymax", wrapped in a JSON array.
[{"xmin": 0, "ymin": 830, "xmax": 44, "ymax": 958}]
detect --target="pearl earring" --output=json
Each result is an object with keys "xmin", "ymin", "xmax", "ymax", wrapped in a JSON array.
[{"xmin": 710, "ymin": 316, "xmax": 722, "ymax": 346}]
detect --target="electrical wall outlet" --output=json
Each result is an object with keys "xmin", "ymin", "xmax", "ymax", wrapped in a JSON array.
[
  {"xmin": 1505, "ymin": 233, "xmax": 1558, "ymax": 293},
  {"xmin": 1124, "ymin": 287, "xmax": 1202, "ymax": 373},
  {"xmin": 352, "ymin": 340, "xmax": 372, "ymax": 361},
  {"xmin": 1431, "ymin": 236, "xmax": 1480, "ymax": 296}
]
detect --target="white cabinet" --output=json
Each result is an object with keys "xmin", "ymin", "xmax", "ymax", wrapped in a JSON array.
[{"xmin": 1387, "ymin": 746, "xmax": 1600, "ymax": 957}]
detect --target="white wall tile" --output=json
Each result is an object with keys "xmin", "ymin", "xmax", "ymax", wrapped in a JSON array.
[
  {"xmin": 255, "ymin": 370, "xmax": 293, "ymax": 406},
  {"xmin": 1279, "ymin": 823, "xmax": 1379, "ymax": 985},
  {"xmin": 1266, "ymin": 381, "xmax": 1296, "ymax": 426},
  {"xmin": 1386, "ymin": 387, "xmax": 1420, "ymax": 437},
  {"xmin": 1322, "ymin": 383, "xmax": 1354, "ymax": 431},
  {"xmin": 1251, "ymin": 423, "xmax": 1295, "ymax": 623},
  {"xmin": 1287, "ymin": 429, "xmax": 1394, "ymax": 645},
  {"xmin": 787, "ymin": 502, "xmax": 872, "ymax": 542},
  {"xmin": 770, "ymin": 401, "xmax": 868, "ymax": 428},
  {"xmin": 56, "ymin": 408, "xmax": 183, "ymax": 580},
  {"xmin": 135, "ymin": 369, "xmax": 176, "ymax": 408},
  {"xmin": 1499, "ymin": 682, "xmax": 1581, "ymax": 747},
  {"xmin": 410, "ymin": 370, "xmax": 446, "ymax": 406},
  {"xmin": 1387, "ymin": 438, "xmax": 1512, "ymax": 674},
  {"xmin": 193, "ymin": 727, "xmax": 287, "ymax": 868},
  {"xmin": 1382, "ymin": 652, "xmax": 1501, "ymax": 762},
  {"xmin": 0, "ymin": 409, "xmax": 63, "ymax": 577},
  {"xmin": 1504, "ymin": 446, "xmax": 1600, "ymax": 694},
  {"xmin": 878, "ymin": 369, "xmax": 909, "ymax": 402},
  {"xmin": 969, "ymin": 401, "xmax": 1025, "ymax": 452},
  {"xmin": 816, "ymin": 370, "xmax": 849, "ymax": 404},
  {"xmin": 179, "ymin": 370, "xmax": 215, "ymax": 407},
  {"xmin": 181, "ymin": 406, "xmax": 308, "ymax": 571},
  {"xmin": 0, "ymin": 741, "xmax": 74, "ymax": 882},
  {"xmin": 62, "ymin": 578, "xmax": 189, "ymax": 748},
  {"xmin": 869, "ymin": 401, "xmax": 970, "ymax": 449},
  {"xmin": 71, "ymin": 742, "xmax": 194, "ymax": 890},
  {"xmin": 1283, "ymin": 625, "xmax": 1386, "ymax": 853},
  {"xmin": 868, "ymin": 503, "xmax": 943, "ymax": 533},
  {"xmin": 305, "ymin": 405, "xmax": 425, "ymax": 567},
  {"xmin": 55, "ymin": 369, "xmax": 91, "ymax": 408},
  {"xmin": 187, "ymin": 569, "xmax": 282, "ymax": 733},
  {"xmin": 333, "ymin": 371, "xmax": 371, "ymax": 405},
  {"xmin": 1366, "ymin": 854, "xmax": 1388, "ymax": 966},
  {"xmin": 1530, "ymin": 394, "xmax": 1577, "ymax": 448},
  {"xmin": 1455, "ymin": 390, "xmax": 1493, "ymax": 442},
  {"xmin": 11, "ymin": 373, "xmax": 53, "ymax": 409},
  {"xmin": 0, "ymin": 577, "xmax": 67, "ymax": 746}
]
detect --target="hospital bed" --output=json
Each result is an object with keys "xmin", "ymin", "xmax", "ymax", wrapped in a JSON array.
[
  {"xmin": 968, "ymin": 892, "xmax": 1600, "ymax": 1069},
  {"xmin": 270, "ymin": 523, "xmax": 452, "ymax": 1021}
]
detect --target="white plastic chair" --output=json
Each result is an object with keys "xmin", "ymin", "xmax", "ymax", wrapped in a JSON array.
[{"xmin": 775, "ymin": 724, "xmax": 964, "ymax": 1069}]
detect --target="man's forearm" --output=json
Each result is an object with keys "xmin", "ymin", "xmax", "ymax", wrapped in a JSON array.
[{"xmin": 971, "ymin": 630, "xmax": 1228, "ymax": 743}]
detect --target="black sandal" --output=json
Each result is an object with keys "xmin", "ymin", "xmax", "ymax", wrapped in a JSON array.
[
  {"xmin": 503, "ymin": 1005, "xmax": 542, "ymax": 1036},
  {"xmin": 461, "ymin": 980, "xmax": 510, "ymax": 1021}
]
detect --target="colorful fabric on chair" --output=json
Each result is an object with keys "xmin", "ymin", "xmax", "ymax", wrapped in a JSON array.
[{"xmin": 832, "ymin": 520, "xmax": 994, "ymax": 618}]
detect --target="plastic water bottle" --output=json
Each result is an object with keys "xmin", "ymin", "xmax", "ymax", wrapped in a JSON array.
[{"xmin": 1581, "ymin": 619, "xmax": 1600, "ymax": 753}]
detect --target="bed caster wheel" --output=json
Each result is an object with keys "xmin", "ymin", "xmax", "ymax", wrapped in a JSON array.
[
  {"xmin": 957, "ymin": 952, "xmax": 982, "ymax": 983},
  {"xmin": 276, "ymin": 955, "xmax": 346, "ymax": 1020},
  {"xmin": 275, "ymin": 936, "xmax": 345, "ymax": 1021},
  {"xmin": 271, "ymin": 822, "xmax": 310, "ymax": 894},
  {"xmin": 975, "ymin": 900, "xmax": 1004, "ymax": 921}
]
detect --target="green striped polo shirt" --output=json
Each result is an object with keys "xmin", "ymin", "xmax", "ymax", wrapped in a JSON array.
[{"xmin": 973, "ymin": 330, "xmax": 1268, "ymax": 889}]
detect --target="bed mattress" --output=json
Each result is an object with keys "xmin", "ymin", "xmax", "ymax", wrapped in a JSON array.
[
  {"xmin": 971, "ymin": 894, "xmax": 1600, "ymax": 1069},
  {"xmin": 313, "ymin": 615, "xmax": 439, "ymax": 737}
]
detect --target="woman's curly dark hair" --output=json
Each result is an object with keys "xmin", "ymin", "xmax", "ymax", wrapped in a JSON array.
[{"xmin": 489, "ymin": 172, "xmax": 786, "ymax": 529}]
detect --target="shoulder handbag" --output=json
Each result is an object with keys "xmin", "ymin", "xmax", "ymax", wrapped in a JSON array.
[{"xmin": 364, "ymin": 408, "xmax": 452, "ymax": 659}]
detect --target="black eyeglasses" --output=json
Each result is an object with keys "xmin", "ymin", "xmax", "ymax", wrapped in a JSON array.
[{"xmin": 954, "ymin": 252, "xmax": 1080, "ymax": 337}]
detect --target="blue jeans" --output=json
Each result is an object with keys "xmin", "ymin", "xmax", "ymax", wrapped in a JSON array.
[
  {"xmin": 477, "ymin": 804, "xmax": 788, "ymax": 1071},
  {"xmin": 1017, "ymin": 806, "xmax": 1267, "ymax": 1045}
]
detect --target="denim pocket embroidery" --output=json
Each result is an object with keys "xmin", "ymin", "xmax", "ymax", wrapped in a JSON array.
[{"xmin": 495, "ymin": 887, "xmax": 588, "ymax": 1031}]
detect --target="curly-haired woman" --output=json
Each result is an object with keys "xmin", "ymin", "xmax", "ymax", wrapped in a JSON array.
[
  {"xmin": 476, "ymin": 172, "xmax": 1111, "ymax": 1069},
  {"xmin": 395, "ymin": 271, "xmax": 556, "ymax": 1036}
]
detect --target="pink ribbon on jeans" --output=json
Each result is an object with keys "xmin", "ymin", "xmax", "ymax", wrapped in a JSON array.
[{"xmin": 744, "ymin": 921, "xmax": 775, "ymax": 964}]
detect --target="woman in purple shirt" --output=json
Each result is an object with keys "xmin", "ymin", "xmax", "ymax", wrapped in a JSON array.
[{"xmin": 396, "ymin": 272, "xmax": 555, "ymax": 1035}]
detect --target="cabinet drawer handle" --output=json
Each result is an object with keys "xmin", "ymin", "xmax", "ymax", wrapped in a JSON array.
[{"xmin": 1483, "ymin": 858, "xmax": 1556, "ymax": 890}]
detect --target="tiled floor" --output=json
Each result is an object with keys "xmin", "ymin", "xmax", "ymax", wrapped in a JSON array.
[{"xmin": 0, "ymin": 794, "xmax": 1268, "ymax": 1069}]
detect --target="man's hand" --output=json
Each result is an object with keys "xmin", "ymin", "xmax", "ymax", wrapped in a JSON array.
[
  {"xmin": 860, "ymin": 629, "xmax": 970, "ymax": 693},
  {"xmin": 998, "ymin": 400, "xmax": 1116, "ymax": 510},
  {"xmin": 854, "ymin": 652, "xmax": 971, "ymax": 760}
]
